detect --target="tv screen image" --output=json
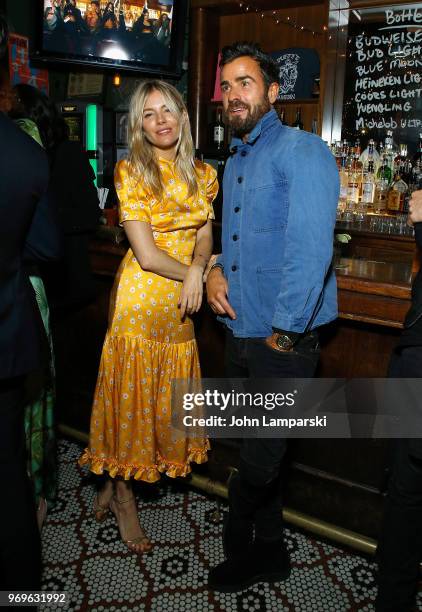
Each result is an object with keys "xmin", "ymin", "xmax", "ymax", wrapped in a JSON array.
[{"xmin": 38, "ymin": 0, "xmax": 186, "ymax": 77}]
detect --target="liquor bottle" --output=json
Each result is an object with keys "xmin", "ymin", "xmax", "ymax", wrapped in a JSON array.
[
  {"xmin": 292, "ymin": 108, "xmax": 303, "ymax": 130},
  {"xmin": 347, "ymin": 162, "xmax": 360, "ymax": 205},
  {"xmin": 387, "ymin": 174, "xmax": 408, "ymax": 214},
  {"xmin": 339, "ymin": 154, "xmax": 348, "ymax": 204},
  {"xmin": 362, "ymin": 159, "xmax": 376, "ymax": 207},
  {"xmin": 374, "ymin": 177, "xmax": 389, "ymax": 213},
  {"xmin": 211, "ymin": 107, "xmax": 225, "ymax": 150},
  {"xmin": 393, "ymin": 144, "xmax": 408, "ymax": 177},
  {"xmin": 384, "ymin": 130, "xmax": 397, "ymax": 176},
  {"xmin": 360, "ymin": 139, "xmax": 380, "ymax": 172},
  {"xmin": 377, "ymin": 155, "xmax": 392, "ymax": 185},
  {"xmin": 279, "ymin": 108, "xmax": 287, "ymax": 125},
  {"xmin": 384, "ymin": 130, "xmax": 397, "ymax": 156},
  {"xmin": 363, "ymin": 140, "xmax": 376, "ymax": 171},
  {"xmin": 354, "ymin": 138, "xmax": 362, "ymax": 158}
]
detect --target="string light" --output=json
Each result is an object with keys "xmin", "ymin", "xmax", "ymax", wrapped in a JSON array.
[{"xmin": 236, "ymin": 4, "xmax": 327, "ymax": 36}]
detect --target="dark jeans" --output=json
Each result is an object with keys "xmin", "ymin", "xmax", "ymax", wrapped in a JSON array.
[
  {"xmin": 376, "ymin": 346, "xmax": 422, "ymax": 612},
  {"xmin": 224, "ymin": 329, "xmax": 320, "ymax": 542},
  {"xmin": 0, "ymin": 376, "xmax": 41, "ymax": 591}
]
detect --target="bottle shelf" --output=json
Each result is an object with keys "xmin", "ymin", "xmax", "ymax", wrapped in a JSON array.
[
  {"xmin": 275, "ymin": 99, "xmax": 319, "ymax": 105},
  {"xmin": 209, "ymin": 98, "xmax": 319, "ymax": 106}
]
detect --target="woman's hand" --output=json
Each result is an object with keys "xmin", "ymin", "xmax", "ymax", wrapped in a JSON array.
[{"xmin": 178, "ymin": 264, "xmax": 204, "ymax": 319}]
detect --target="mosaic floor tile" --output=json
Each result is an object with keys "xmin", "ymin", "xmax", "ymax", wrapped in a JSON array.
[{"xmin": 40, "ymin": 440, "xmax": 421, "ymax": 611}]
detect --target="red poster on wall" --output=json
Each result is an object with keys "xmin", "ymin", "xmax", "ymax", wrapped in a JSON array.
[{"xmin": 8, "ymin": 34, "xmax": 49, "ymax": 94}]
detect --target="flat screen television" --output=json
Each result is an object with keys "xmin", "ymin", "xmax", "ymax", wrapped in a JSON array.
[{"xmin": 34, "ymin": 0, "xmax": 187, "ymax": 78}]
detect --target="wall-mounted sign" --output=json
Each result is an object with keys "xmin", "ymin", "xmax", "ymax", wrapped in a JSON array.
[
  {"xmin": 342, "ymin": 4, "xmax": 422, "ymax": 153},
  {"xmin": 8, "ymin": 34, "xmax": 49, "ymax": 94},
  {"xmin": 67, "ymin": 73, "xmax": 104, "ymax": 98}
]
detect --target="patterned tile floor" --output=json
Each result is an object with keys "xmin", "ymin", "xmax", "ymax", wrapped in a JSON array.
[{"xmin": 40, "ymin": 440, "xmax": 420, "ymax": 611}]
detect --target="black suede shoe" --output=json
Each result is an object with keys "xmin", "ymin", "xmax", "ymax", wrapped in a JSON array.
[
  {"xmin": 208, "ymin": 538, "xmax": 291, "ymax": 593},
  {"xmin": 222, "ymin": 512, "xmax": 254, "ymax": 559}
]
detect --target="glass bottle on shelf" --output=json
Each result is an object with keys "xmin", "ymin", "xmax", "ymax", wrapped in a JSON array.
[
  {"xmin": 384, "ymin": 130, "xmax": 397, "ymax": 156},
  {"xmin": 387, "ymin": 174, "xmax": 408, "ymax": 214},
  {"xmin": 362, "ymin": 159, "xmax": 376, "ymax": 208},
  {"xmin": 377, "ymin": 155, "xmax": 392, "ymax": 185},
  {"xmin": 393, "ymin": 144, "xmax": 408, "ymax": 178},
  {"xmin": 339, "ymin": 154, "xmax": 349, "ymax": 206},
  {"xmin": 333, "ymin": 141, "xmax": 342, "ymax": 169},
  {"xmin": 278, "ymin": 108, "xmax": 287, "ymax": 125},
  {"xmin": 374, "ymin": 177, "xmax": 389, "ymax": 214},
  {"xmin": 354, "ymin": 138, "xmax": 361, "ymax": 158},
  {"xmin": 360, "ymin": 139, "xmax": 380, "ymax": 172},
  {"xmin": 292, "ymin": 107, "xmax": 303, "ymax": 130},
  {"xmin": 347, "ymin": 162, "xmax": 360, "ymax": 206},
  {"xmin": 211, "ymin": 107, "xmax": 225, "ymax": 150}
]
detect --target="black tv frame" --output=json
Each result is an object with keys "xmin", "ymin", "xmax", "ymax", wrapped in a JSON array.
[{"xmin": 32, "ymin": 0, "xmax": 188, "ymax": 78}]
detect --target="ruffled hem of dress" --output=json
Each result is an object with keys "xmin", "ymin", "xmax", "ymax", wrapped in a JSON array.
[{"xmin": 78, "ymin": 441, "xmax": 210, "ymax": 483}]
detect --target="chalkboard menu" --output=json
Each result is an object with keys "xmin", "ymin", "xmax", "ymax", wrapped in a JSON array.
[{"xmin": 341, "ymin": 4, "xmax": 422, "ymax": 154}]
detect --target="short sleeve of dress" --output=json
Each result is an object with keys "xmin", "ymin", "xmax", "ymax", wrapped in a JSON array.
[
  {"xmin": 205, "ymin": 164, "xmax": 218, "ymax": 221},
  {"xmin": 115, "ymin": 160, "xmax": 151, "ymax": 224}
]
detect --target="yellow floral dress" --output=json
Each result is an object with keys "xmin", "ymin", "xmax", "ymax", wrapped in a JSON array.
[{"xmin": 79, "ymin": 158, "xmax": 218, "ymax": 482}]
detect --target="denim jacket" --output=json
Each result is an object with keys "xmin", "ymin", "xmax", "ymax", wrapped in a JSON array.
[{"xmin": 218, "ymin": 109, "xmax": 339, "ymax": 338}]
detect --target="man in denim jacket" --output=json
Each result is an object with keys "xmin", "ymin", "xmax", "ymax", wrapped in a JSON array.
[{"xmin": 207, "ymin": 42, "xmax": 339, "ymax": 592}]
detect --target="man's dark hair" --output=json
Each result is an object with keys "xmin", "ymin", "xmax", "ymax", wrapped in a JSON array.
[
  {"xmin": 11, "ymin": 84, "xmax": 68, "ymax": 160},
  {"xmin": 220, "ymin": 42, "xmax": 279, "ymax": 89}
]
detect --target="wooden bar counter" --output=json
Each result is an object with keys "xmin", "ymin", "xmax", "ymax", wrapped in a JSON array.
[{"xmin": 54, "ymin": 229, "xmax": 414, "ymax": 541}]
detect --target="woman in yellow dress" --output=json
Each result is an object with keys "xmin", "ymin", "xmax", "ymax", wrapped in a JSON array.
[{"xmin": 80, "ymin": 80, "xmax": 217, "ymax": 553}]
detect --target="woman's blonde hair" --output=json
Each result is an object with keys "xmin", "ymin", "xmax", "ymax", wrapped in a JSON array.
[{"xmin": 127, "ymin": 80, "xmax": 198, "ymax": 199}]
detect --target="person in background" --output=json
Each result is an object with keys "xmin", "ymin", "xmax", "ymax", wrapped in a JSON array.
[
  {"xmin": 0, "ymin": 15, "xmax": 61, "ymax": 589},
  {"xmin": 80, "ymin": 80, "xmax": 217, "ymax": 555},
  {"xmin": 11, "ymin": 103, "xmax": 57, "ymax": 531},
  {"xmin": 132, "ymin": 6, "xmax": 152, "ymax": 37},
  {"xmin": 206, "ymin": 41, "xmax": 339, "ymax": 592},
  {"xmin": 9, "ymin": 84, "xmax": 100, "ymax": 528},
  {"xmin": 85, "ymin": 0, "xmax": 101, "ymax": 33},
  {"xmin": 153, "ymin": 13, "xmax": 170, "ymax": 47},
  {"xmin": 63, "ymin": 0, "xmax": 86, "ymax": 29},
  {"xmin": 101, "ymin": 1, "xmax": 118, "ymax": 30},
  {"xmin": 44, "ymin": 5, "xmax": 62, "ymax": 32},
  {"xmin": 10, "ymin": 84, "xmax": 100, "ymax": 311},
  {"xmin": 376, "ymin": 191, "xmax": 422, "ymax": 612}
]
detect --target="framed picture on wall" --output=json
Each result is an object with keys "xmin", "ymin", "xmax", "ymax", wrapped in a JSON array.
[
  {"xmin": 115, "ymin": 112, "xmax": 129, "ymax": 146},
  {"xmin": 67, "ymin": 72, "xmax": 104, "ymax": 98}
]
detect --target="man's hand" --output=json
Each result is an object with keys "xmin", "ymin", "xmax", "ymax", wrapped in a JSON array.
[
  {"xmin": 409, "ymin": 190, "xmax": 422, "ymax": 224},
  {"xmin": 206, "ymin": 267, "xmax": 237, "ymax": 319}
]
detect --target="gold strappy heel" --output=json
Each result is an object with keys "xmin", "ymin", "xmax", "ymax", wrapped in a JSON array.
[{"xmin": 109, "ymin": 495, "xmax": 152, "ymax": 554}]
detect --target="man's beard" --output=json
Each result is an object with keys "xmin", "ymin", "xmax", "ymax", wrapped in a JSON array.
[{"xmin": 226, "ymin": 97, "xmax": 271, "ymax": 138}]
